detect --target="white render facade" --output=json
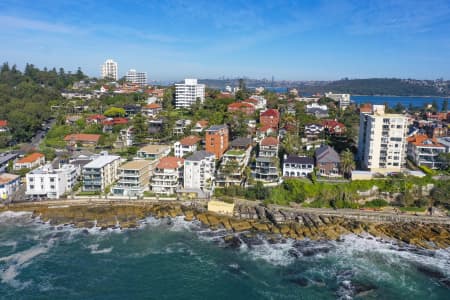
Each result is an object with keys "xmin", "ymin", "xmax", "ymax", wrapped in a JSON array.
[
  {"xmin": 183, "ymin": 151, "xmax": 215, "ymax": 192},
  {"xmin": 126, "ymin": 69, "xmax": 147, "ymax": 86},
  {"xmin": 101, "ymin": 59, "xmax": 118, "ymax": 81},
  {"xmin": 82, "ymin": 155, "xmax": 121, "ymax": 192},
  {"xmin": 175, "ymin": 79, "xmax": 205, "ymax": 109},
  {"xmin": 26, "ymin": 164, "xmax": 77, "ymax": 199},
  {"xmin": 357, "ymin": 105, "xmax": 407, "ymax": 173},
  {"xmin": 325, "ymin": 92, "xmax": 351, "ymax": 110}
]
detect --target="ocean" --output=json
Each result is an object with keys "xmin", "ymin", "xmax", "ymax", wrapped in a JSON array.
[
  {"xmin": 1, "ymin": 211, "xmax": 449, "ymax": 299},
  {"xmin": 351, "ymin": 95, "xmax": 448, "ymax": 109}
]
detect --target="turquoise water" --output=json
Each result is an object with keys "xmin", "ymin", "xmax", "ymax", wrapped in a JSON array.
[{"xmin": 0, "ymin": 211, "xmax": 449, "ymax": 299}]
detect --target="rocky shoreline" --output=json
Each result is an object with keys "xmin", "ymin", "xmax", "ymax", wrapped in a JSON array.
[{"xmin": 2, "ymin": 200, "xmax": 450, "ymax": 250}]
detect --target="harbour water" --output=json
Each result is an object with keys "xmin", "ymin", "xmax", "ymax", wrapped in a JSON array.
[
  {"xmin": 351, "ymin": 95, "xmax": 448, "ymax": 109},
  {"xmin": 0, "ymin": 211, "xmax": 449, "ymax": 299}
]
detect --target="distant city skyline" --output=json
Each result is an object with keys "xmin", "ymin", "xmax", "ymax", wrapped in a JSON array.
[{"xmin": 0, "ymin": 0, "xmax": 450, "ymax": 81}]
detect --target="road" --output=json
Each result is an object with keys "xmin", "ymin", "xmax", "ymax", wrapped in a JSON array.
[{"xmin": 30, "ymin": 118, "xmax": 56, "ymax": 148}]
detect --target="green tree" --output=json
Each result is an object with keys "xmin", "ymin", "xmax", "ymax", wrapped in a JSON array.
[
  {"xmin": 104, "ymin": 107, "xmax": 126, "ymax": 117},
  {"xmin": 340, "ymin": 149, "xmax": 355, "ymax": 178},
  {"xmin": 132, "ymin": 113, "xmax": 147, "ymax": 144},
  {"xmin": 442, "ymin": 99, "xmax": 448, "ymax": 112}
]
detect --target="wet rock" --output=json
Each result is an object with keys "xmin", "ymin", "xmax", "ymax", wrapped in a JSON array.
[{"xmin": 223, "ymin": 235, "xmax": 242, "ymax": 249}]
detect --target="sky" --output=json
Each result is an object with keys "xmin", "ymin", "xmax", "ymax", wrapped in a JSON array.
[{"xmin": 0, "ymin": 0, "xmax": 449, "ymax": 81}]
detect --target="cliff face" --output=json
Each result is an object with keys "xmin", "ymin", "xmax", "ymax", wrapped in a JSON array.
[{"xmin": 2, "ymin": 201, "xmax": 450, "ymax": 250}]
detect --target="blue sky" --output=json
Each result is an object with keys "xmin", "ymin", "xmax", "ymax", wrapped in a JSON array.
[{"xmin": 0, "ymin": 0, "xmax": 449, "ymax": 81}]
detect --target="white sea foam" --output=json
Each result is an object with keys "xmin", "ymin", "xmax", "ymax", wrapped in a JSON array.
[
  {"xmin": 0, "ymin": 239, "xmax": 54, "ymax": 289},
  {"xmin": 0, "ymin": 211, "xmax": 32, "ymax": 219},
  {"xmin": 87, "ymin": 244, "xmax": 113, "ymax": 254},
  {"xmin": 242, "ymin": 237, "xmax": 296, "ymax": 266}
]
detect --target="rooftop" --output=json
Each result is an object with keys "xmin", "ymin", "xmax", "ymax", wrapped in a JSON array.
[
  {"xmin": 407, "ymin": 134, "xmax": 444, "ymax": 148},
  {"xmin": 16, "ymin": 153, "xmax": 44, "ymax": 164},
  {"xmin": 315, "ymin": 145, "xmax": 340, "ymax": 163},
  {"xmin": 179, "ymin": 135, "xmax": 201, "ymax": 146},
  {"xmin": 156, "ymin": 156, "xmax": 184, "ymax": 169},
  {"xmin": 138, "ymin": 144, "xmax": 170, "ymax": 154},
  {"xmin": 230, "ymin": 137, "xmax": 252, "ymax": 148},
  {"xmin": 119, "ymin": 160, "xmax": 149, "ymax": 170},
  {"xmin": 186, "ymin": 150, "xmax": 215, "ymax": 161},
  {"xmin": 144, "ymin": 103, "xmax": 161, "ymax": 109},
  {"xmin": 64, "ymin": 134, "xmax": 101, "ymax": 143},
  {"xmin": 284, "ymin": 155, "xmax": 314, "ymax": 164},
  {"xmin": 260, "ymin": 109, "xmax": 279, "ymax": 117},
  {"xmin": 206, "ymin": 125, "xmax": 227, "ymax": 132},
  {"xmin": 225, "ymin": 150, "xmax": 245, "ymax": 156},
  {"xmin": 83, "ymin": 155, "xmax": 120, "ymax": 169},
  {"xmin": 0, "ymin": 120, "xmax": 7, "ymax": 127},
  {"xmin": 0, "ymin": 173, "xmax": 20, "ymax": 184},
  {"xmin": 260, "ymin": 136, "xmax": 278, "ymax": 146}
]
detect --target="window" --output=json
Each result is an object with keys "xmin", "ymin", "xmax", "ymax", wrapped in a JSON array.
[
  {"xmin": 29, "ymin": 178, "xmax": 34, "ymax": 182},
  {"xmin": 30, "ymin": 185, "xmax": 34, "ymax": 189},
  {"xmin": 50, "ymin": 185, "xmax": 55, "ymax": 189},
  {"xmin": 50, "ymin": 178, "xmax": 55, "ymax": 182}
]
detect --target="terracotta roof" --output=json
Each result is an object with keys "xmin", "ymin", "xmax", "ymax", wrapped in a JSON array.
[
  {"xmin": 16, "ymin": 152, "xmax": 44, "ymax": 164},
  {"xmin": 359, "ymin": 103, "xmax": 372, "ymax": 113},
  {"xmin": 228, "ymin": 102, "xmax": 255, "ymax": 109},
  {"xmin": 0, "ymin": 120, "xmax": 8, "ymax": 127},
  {"xmin": 179, "ymin": 135, "xmax": 201, "ymax": 146},
  {"xmin": 258, "ymin": 125, "xmax": 275, "ymax": 132},
  {"xmin": 64, "ymin": 134, "xmax": 101, "ymax": 143},
  {"xmin": 260, "ymin": 136, "xmax": 279, "ymax": 146},
  {"xmin": 196, "ymin": 120, "xmax": 209, "ymax": 127},
  {"xmin": 407, "ymin": 134, "xmax": 444, "ymax": 147},
  {"xmin": 156, "ymin": 156, "xmax": 184, "ymax": 169},
  {"xmin": 260, "ymin": 109, "xmax": 279, "ymax": 117},
  {"xmin": 144, "ymin": 103, "xmax": 162, "ymax": 109},
  {"xmin": 87, "ymin": 114, "xmax": 106, "ymax": 121},
  {"xmin": 243, "ymin": 98, "xmax": 258, "ymax": 104}
]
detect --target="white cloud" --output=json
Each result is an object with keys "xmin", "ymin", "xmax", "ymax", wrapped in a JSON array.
[{"xmin": 0, "ymin": 15, "xmax": 77, "ymax": 34}]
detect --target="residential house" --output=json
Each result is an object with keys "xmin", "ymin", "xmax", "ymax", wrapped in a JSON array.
[
  {"xmin": 315, "ymin": 145, "xmax": 341, "ymax": 177},
  {"xmin": 65, "ymin": 115, "xmax": 82, "ymax": 125},
  {"xmin": 228, "ymin": 102, "xmax": 256, "ymax": 116},
  {"xmin": 437, "ymin": 136, "xmax": 450, "ymax": 153},
  {"xmin": 260, "ymin": 109, "xmax": 280, "ymax": 131},
  {"xmin": 0, "ymin": 173, "xmax": 20, "ymax": 200},
  {"xmin": 151, "ymin": 157, "xmax": 184, "ymax": 195},
  {"xmin": 304, "ymin": 124, "xmax": 324, "ymax": 140},
  {"xmin": 230, "ymin": 137, "xmax": 253, "ymax": 151},
  {"xmin": 257, "ymin": 125, "xmax": 277, "ymax": 139},
  {"xmin": 142, "ymin": 103, "xmax": 162, "ymax": 118},
  {"xmin": 245, "ymin": 95, "xmax": 267, "ymax": 110},
  {"xmin": 112, "ymin": 160, "xmax": 151, "ymax": 197},
  {"xmin": 322, "ymin": 120, "xmax": 346, "ymax": 136},
  {"xmin": 191, "ymin": 120, "xmax": 209, "ymax": 133},
  {"xmin": 252, "ymin": 137, "xmax": 280, "ymax": 182},
  {"xmin": 283, "ymin": 155, "xmax": 314, "ymax": 177},
  {"xmin": 324, "ymin": 92, "xmax": 351, "ymax": 110},
  {"xmin": 102, "ymin": 117, "xmax": 129, "ymax": 133},
  {"xmin": 407, "ymin": 134, "xmax": 446, "ymax": 169},
  {"xmin": 0, "ymin": 152, "xmax": 19, "ymax": 173},
  {"xmin": 148, "ymin": 118, "xmax": 166, "ymax": 134},
  {"xmin": 0, "ymin": 120, "xmax": 8, "ymax": 132},
  {"xmin": 64, "ymin": 134, "xmax": 101, "ymax": 147},
  {"xmin": 174, "ymin": 135, "xmax": 201, "ymax": 158},
  {"xmin": 86, "ymin": 114, "xmax": 106, "ymax": 125},
  {"xmin": 114, "ymin": 127, "xmax": 134, "ymax": 148},
  {"xmin": 306, "ymin": 103, "xmax": 329, "ymax": 118},
  {"xmin": 205, "ymin": 125, "xmax": 229, "ymax": 159},
  {"xmin": 136, "ymin": 144, "xmax": 171, "ymax": 160},
  {"xmin": 26, "ymin": 164, "xmax": 78, "ymax": 199},
  {"xmin": 173, "ymin": 119, "xmax": 192, "ymax": 136},
  {"xmin": 82, "ymin": 154, "xmax": 121, "ymax": 192},
  {"xmin": 182, "ymin": 150, "xmax": 216, "ymax": 197},
  {"xmin": 13, "ymin": 153, "xmax": 45, "ymax": 170},
  {"xmin": 123, "ymin": 104, "xmax": 141, "ymax": 117}
]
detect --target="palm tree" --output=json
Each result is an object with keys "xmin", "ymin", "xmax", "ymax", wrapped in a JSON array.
[{"xmin": 340, "ymin": 149, "xmax": 355, "ymax": 178}]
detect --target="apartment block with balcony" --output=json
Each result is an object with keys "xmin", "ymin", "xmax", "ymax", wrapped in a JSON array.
[
  {"xmin": 175, "ymin": 78, "xmax": 205, "ymax": 109},
  {"xmin": 183, "ymin": 150, "xmax": 216, "ymax": 195},
  {"xmin": 216, "ymin": 147, "xmax": 252, "ymax": 187},
  {"xmin": 136, "ymin": 145, "xmax": 170, "ymax": 160},
  {"xmin": 205, "ymin": 125, "xmax": 229, "ymax": 159},
  {"xmin": 407, "ymin": 134, "xmax": 446, "ymax": 169},
  {"xmin": 252, "ymin": 136, "xmax": 280, "ymax": 182},
  {"xmin": 112, "ymin": 160, "xmax": 151, "ymax": 197},
  {"xmin": 283, "ymin": 155, "xmax": 314, "ymax": 177},
  {"xmin": 82, "ymin": 154, "xmax": 121, "ymax": 192},
  {"xmin": 26, "ymin": 164, "xmax": 78, "ymax": 199},
  {"xmin": 357, "ymin": 105, "xmax": 407, "ymax": 173},
  {"xmin": 151, "ymin": 157, "xmax": 184, "ymax": 195}
]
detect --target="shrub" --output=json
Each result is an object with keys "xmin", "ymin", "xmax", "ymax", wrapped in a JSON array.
[{"xmin": 364, "ymin": 199, "xmax": 388, "ymax": 208}]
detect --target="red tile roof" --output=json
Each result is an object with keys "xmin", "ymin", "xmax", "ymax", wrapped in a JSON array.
[
  {"xmin": 228, "ymin": 102, "xmax": 255, "ymax": 109},
  {"xmin": 260, "ymin": 109, "xmax": 279, "ymax": 117},
  {"xmin": 407, "ymin": 134, "xmax": 444, "ymax": 147},
  {"xmin": 64, "ymin": 134, "xmax": 101, "ymax": 143},
  {"xmin": 359, "ymin": 103, "xmax": 372, "ymax": 113},
  {"xmin": 156, "ymin": 156, "xmax": 184, "ymax": 169},
  {"xmin": 144, "ymin": 103, "xmax": 162, "ymax": 109},
  {"xmin": 179, "ymin": 135, "xmax": 201, "ymax": 146},
  {"xmin": 16, "ymin": 152, "xmax": 44, "ymax": 164},
  {"xmin": 0, "ymin": 120, "xmax": 8, "ymax": 127},
  {"xmin": 87, "ymin": 114, "xmax": 106, "ymax": 121},
  {"xmin": 260, "ymin": 136, "xmax": 278, "ymax": 146},
  {"xmin": 0, "ymin": 173, "xmax": 20, "ymax": 184},
  {"xmin": 196, "ymin": 120, "xmax": 209, "ymax": 127}
]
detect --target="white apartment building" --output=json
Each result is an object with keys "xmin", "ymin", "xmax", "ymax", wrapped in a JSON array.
[
  {"xmin": 325, "ymin": 92, "xmax": 351, "ymax": 110},
  {"xmin": 183, "ymin": 151, "xmax": 215, "ymax": 193},
  {"xmin": 151, "ymin": 157, "xmax": 184, "ymax": 195},
  {"xmin": 126, "ymin": 69, "xmax": 147, "ymax": 86},
  {"xmin": 175, "ymin": 79, "xmax": 205, "ymax": 109},
  {"xmin": 174, "ymin": 135, "xmax": 201, "ymax": 158},
  {"xmin": 82, "ymin": 154, "xmax": 121, "ymax": 192},
  {"xmin": 26, "ymin": 164, "xmax": 78, "ymax": 199},
  {"xmin": 101, "ymin": 59, "xmax": 118, "ymax": 81},
  {"xmin": 357, "ymin": 105, "xmax": 407, "ymax": 173}
]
